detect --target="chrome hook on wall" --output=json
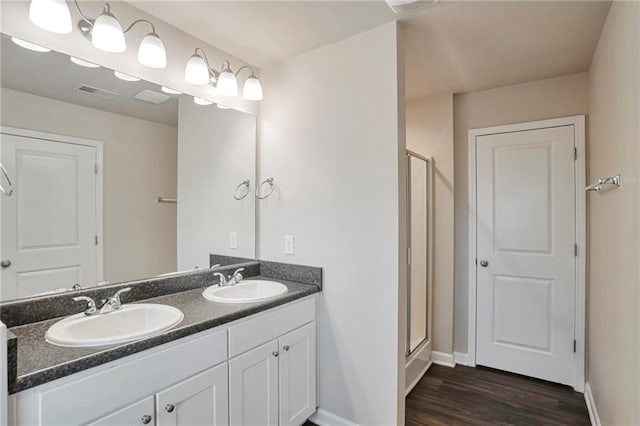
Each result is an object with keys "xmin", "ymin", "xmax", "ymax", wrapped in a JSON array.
[
  {"xmin": 256, "ymin": 177, "xmax": 275, "ymax": 200},
  {"xmin": 0, "ymin": 163, "xmax": 14, "ymax": 196},
  {"xmin": 233, "ymin": 179, "xmax": 251, "ymax": 200}
]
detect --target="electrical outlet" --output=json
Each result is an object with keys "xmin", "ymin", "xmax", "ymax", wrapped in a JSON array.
[
  {"xmin": 284, "ymin": 235, "xmax": 294, "ymax": 255},
  {"xmin": 229, "ymin": 232, "xmax": 238, "ymax": 249}
]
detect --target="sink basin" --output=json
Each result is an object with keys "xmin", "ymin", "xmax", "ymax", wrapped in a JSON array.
[
  {"xmin": 203, "ymin": 280, "xmax": 288, "ymax": 304},
  {"xmin": 45, "ymin": 304, "xmax": 184, "ymax": 348}
]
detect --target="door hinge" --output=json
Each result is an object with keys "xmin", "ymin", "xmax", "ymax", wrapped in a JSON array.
[
  {"xmin": 407, "ymin": 247, "xmax": 411, "ymax": 265},
  {"xmin": 573, "ymin": 340, "xmax": 577, "ymax": 353},
  {"xmin": 95, "ymin": 235, "xmax": 98, "ymax": 246},
  {"xmin": 574, "ymin": 243, "xmax": 578, "ymax": 257},
  {"xmin": 574, "ymin": 147, "xmax": 578, "ymax": 160},
  {"xmin": 95, "ymin": 163, "xmax": 99, "ymax": 175}
]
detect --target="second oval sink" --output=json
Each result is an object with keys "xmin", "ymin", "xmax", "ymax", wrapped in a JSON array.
[
  {"xmin": 45, "ymin": 303, "xmax": 184, "ymax": 348},
  {"xmin": 203, "ymin": 280, "xmax": 288, "ymax": 304}
]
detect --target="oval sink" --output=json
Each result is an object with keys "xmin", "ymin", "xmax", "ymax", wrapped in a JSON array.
[
  {"xmin": 203, "ymin": 280, "xmax": 288, "ymax": 304},
  {"xmin": 45, "ymin": 304, "xmax": 184, "ymax": 348}
]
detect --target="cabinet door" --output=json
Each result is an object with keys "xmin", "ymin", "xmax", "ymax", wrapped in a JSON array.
[
  {"xmin": 279, "ymin": 323, "xmax": 317, "ymax": 426},
  {"xmin": 229, "ymin": 340, "xmax": 279, "ymax": 426},
  {"xmin": 86, "ymin": 396, "xmax": 155, "ymax": 426},
  {"xmin": 156, "ymin": 363, "xmax": 228, "ymax": 426}
]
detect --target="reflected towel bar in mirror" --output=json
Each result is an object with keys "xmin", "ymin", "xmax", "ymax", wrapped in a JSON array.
[
  {"xmin": 157, "ymin": 196, "xmax": 177, "ymax": 203},
  {"xmin": 586, "ymin": 174, "xmax": 621, "ymax": 193}
]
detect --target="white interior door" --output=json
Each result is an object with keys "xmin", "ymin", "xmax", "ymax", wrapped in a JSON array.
[
  {"xmin": 0, "ymin": 132, "xmax": 98, "ymax": 300},
  {"xmin": 475, "ymin": 125, "xmax": 576, "ymax": 386}
]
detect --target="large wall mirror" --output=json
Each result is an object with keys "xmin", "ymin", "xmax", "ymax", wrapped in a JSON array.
[{"xmin": 0, "ymin": 34, "xmax": 257, "ymax": 301}]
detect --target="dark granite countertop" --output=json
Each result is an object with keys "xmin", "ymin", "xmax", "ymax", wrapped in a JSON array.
[{"xmin": 8, "ymin": 277, "xmax": 319, "ymax": 394}]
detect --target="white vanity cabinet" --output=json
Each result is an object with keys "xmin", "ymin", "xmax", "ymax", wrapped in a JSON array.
[{"xmin": 9, "ymin": 295, "xmax": 318, "ymax": 426}]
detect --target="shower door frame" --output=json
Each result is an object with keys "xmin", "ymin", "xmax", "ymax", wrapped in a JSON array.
[{"xmin": 405, "ymin": 150, "xmax": 434, "ymax": 358}]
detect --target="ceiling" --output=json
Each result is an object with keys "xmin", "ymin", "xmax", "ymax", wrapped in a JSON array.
[
  {"xmin": 133, "ymin": 1, "xmax": 611, "ymax": 100},
  {"xmin": 1, "ymin": 35, "xmax": 178, "ymax": 126}
]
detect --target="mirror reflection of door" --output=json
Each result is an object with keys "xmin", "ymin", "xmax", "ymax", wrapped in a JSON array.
[{"xmin": 0, "ymin": 132, "xmax": 100, "ymax": 300}]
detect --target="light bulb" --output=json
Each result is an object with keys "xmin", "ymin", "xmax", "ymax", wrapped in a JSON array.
[
  {"xmin": 70, "ymin": 56, "xmax": 100, "ymax": 68},
  {"xmin": 92, "ymin": 5, "xmax": 126, "ymax": 53},
  {"xmin": 138, "ymin": 32, "xmax": 166, "ymax": 69},
  {"xmin": 216, "ymin": 70, "xmax": 238, "ymax": 97},
  {"xmin": 185, "ymin": 52, "xmax": 210, "ymax": 85},
  {"xmin": 11, "ymin": 37, "xmax": 50, "ymax": 52},
  {"xmin": 114, "ymin": 71, "xmax": 140, "ymax": 82},
  {"xmin": 193, "ymin": 97, "xmax": 213, "ymax": 106},
  {"xmin": 242, "ymin": 76, "xmax": 263, "ymax": 101},
  {"xmin": 29, "ymin": 0, "xmax": 72, "ymax": 34},
  {"xmin": 161, "ymin": 86, "xmax": 182, "ymax": 95}
]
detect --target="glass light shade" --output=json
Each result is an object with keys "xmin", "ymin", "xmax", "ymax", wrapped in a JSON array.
[
  {"xmin": 217, "ymin": 104, "xmax": 230, "ymax": 110},
  {"xmin": 114, "ymin": 71, "xmax": 140, "ymax": 82},
  {"xmin": 242, "ymin": 77, "xmax": 263, "ymax": 101},
  {"xmin": 11, "ymin": 37, "xmax": 50, "ymax": 52},
  {"xmin": 193, "ymin": 97, "xmax": 213, "ymax": 106},
  {"xmin": 216, "ymin": 70, "xmax": 238, "ymax": 97},
  {"xmin": 185, "ymin": 54, "xmax": 210, "ymax": 85},
  {"xmin": 70, "ymin": 56, "xmax": 100, "ymax": 68},
  {"xmin": 29, "ymin": 0, "xmax": 72, "ymax": 34},
  {"xmin": 138, "ymin": 32, "xmax": 166, "ymax": 69},
  {"xmin": 161, "ymin": 86, "xmax": 182, "ymax": 95},
  {"xmin": 92, "ymin": 10, "xmax": 126, "ymax": 53}
]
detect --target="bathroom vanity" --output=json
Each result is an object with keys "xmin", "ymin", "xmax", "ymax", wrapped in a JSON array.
[{"xmin": 4, "ymin": 262, "xmax": 321, "ymax": 426}]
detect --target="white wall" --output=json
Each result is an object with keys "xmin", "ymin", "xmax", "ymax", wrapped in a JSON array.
[
  {"xmin": 1, "ymin": 87, "xmax": 177, "ymax": 284},
  {"xmin": 406, "ymin": 93, "xmax": 454, "ymax": 355},
  {"xmin": 177, "ymin": 97, "xmax": 256, "ymax": 269},
  {"xmin": 452, "ymin": 73, "xmax": 589, "ymax": 353},
  {"xmin": 0, "ymin": 1, "xmax": 259, "ymax": 115},
  {"xmin": 587, "ymin": 2, "xmax": 639, "ymax": 424},
  {"xmin": 258, "ymin": 22, "xmax": 406, "ymax": 425}
]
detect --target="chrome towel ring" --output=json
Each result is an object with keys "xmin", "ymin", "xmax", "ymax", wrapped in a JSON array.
[
  {"xmin": 0, "ymin": 164, "xmax": 13, "ymax": 196},
  {"xmin": 256, "ymin": 177, "xmax": 275, "ymax": 200},
  {"xmin": 233, "ymin": 179, "xmax": 251, "ymax": 200}
]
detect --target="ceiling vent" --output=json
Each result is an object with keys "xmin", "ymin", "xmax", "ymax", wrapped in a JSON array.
[
  {"xmin": 385, "ymin": 0, "xmax": 438, "ymax": 14},
  {"xmin": 75, "ymin": 84, "xmax": 119, "ymax": 100},
  {"xmin": 134, "ymin": 89, "xmax": 170, "ymax": 105}
]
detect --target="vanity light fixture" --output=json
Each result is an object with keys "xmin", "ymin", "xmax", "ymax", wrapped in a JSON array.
[
  {"xmin": 161, "ymin": 86, "xmax": 182, "ymax": 95},
  {"xmin": 193, "ymin": 96, "xmax": 214, "ymax": 106},
  {"xmin": 29, "ymin": 0, "xmax": 72, "ymax": 34},
  {"xmin": 114, "ymin": 71, "xmax": 140, "ymax": 82},
  {"xmin": 72, "ymin": 1, "xmax": 167, "ymax": 68},
  {"xmin": 10, "ymin": 37, "xmax": 51, "ymax": 53},
  {"xmin": 70, "ymin": 56, "xmax": 101, "ymax": 68},
  {"xmin": 184, "ymin": 48, "xmax": 263, "ymax": 101},
  {"xmin": 217, "ymin": 104, "xmax": 231, "ymax": 110}
]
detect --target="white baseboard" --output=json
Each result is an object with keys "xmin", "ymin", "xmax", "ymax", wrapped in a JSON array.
[
  {"xmin": 584, "ymin": 382, "xmax": 601, "ymax": 426},
  {"xmin": 309, "ymin": 408, "xmax": 359, "ymax": 426},
  {"xmin": 405, "ymin": 360, "xmax": 432, "ymax": 396},
  {"xmin": 431, "ymin": 351, "xmax": 455, "ymax": 367},
  {"xmin": 454, "ymin": 352, "xmax": 472, "ymax": 366}
]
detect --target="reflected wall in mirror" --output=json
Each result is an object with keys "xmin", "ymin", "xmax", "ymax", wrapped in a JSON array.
[{"xmin": 0, "ymin": 34, "xmax": 256, "ymax": 301}]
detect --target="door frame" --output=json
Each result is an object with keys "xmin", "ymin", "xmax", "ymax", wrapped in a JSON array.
[
  {"xmin": 0, "ymin": 126, "xmax": 104, "ymax": 284},
  {"xmin": 467, "ymin": 115, "xmax": 586, "ymax": 391}
]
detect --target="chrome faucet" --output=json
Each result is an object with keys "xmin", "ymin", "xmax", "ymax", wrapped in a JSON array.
[
  {"xmin": 213, "ymin": 268, "xmax": 245, "ymax": 287},
  {"xmin": 73, "ymin": 287, "xmax": 131, "ymax": 316}
]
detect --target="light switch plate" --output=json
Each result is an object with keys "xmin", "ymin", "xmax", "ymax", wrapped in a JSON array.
[
  {"xmin": 284, "ymin": 235, "xmax": 294, "ymax": 255},
  {"xmin": 229, "ymin": 232, "xmax": 238, "ymax": 249}
]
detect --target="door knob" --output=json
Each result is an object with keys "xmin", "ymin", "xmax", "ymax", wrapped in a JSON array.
[
  {"xmin": 1, "ymin": 260, "xmax": 10, "ymax": 268},
  {"xmin": 479, "ymin": 260, "xmax": 489, "ymax": 267},
  {"xmin": 165, "ymin": 404, "xmax": 175, "ymax": 413},
  {"xmin": 141, "ymin": 415, "xmax": 152, "ymax": 424}
]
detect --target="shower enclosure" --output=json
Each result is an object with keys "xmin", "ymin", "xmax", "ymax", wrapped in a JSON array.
[{"xmin": 405, "ymin": 151, "xmax": 433, "ymax": 393}]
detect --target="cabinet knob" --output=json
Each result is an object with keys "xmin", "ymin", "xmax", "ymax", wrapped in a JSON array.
[
  {"xmin": 283, "ymin": 345, "xmax": 290, "ymax": 352},
  {"xmin": 479, "ymin": 260, "xmax": 489, "ymax": 267},
  {"xmin": 1, "ymin": 260, "xmax": 11, "ymax": 268},
  {"xmin": 272, "ymin": 351, "xmax": 279, "ymax": 357},
  {"xmin": 165, "ymin": 404, "xmax": 175, "ymax": 413},
  {"xmin": 141, "ymin": 415, "xmax": 152, "ymax": 424}
]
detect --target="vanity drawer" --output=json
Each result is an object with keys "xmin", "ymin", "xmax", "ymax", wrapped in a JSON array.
[
  {"xmin": 34, "ymin": 329, "xmax": 227, "ymax": 425},
  {"xmin": 228, "ymin": 296, "xmax": 316, "ymax": 357}
]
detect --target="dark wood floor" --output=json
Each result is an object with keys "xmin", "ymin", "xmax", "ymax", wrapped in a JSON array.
[{"xmin": 406, "ymin": 364, "xmax": 590, "ymax": 426}]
